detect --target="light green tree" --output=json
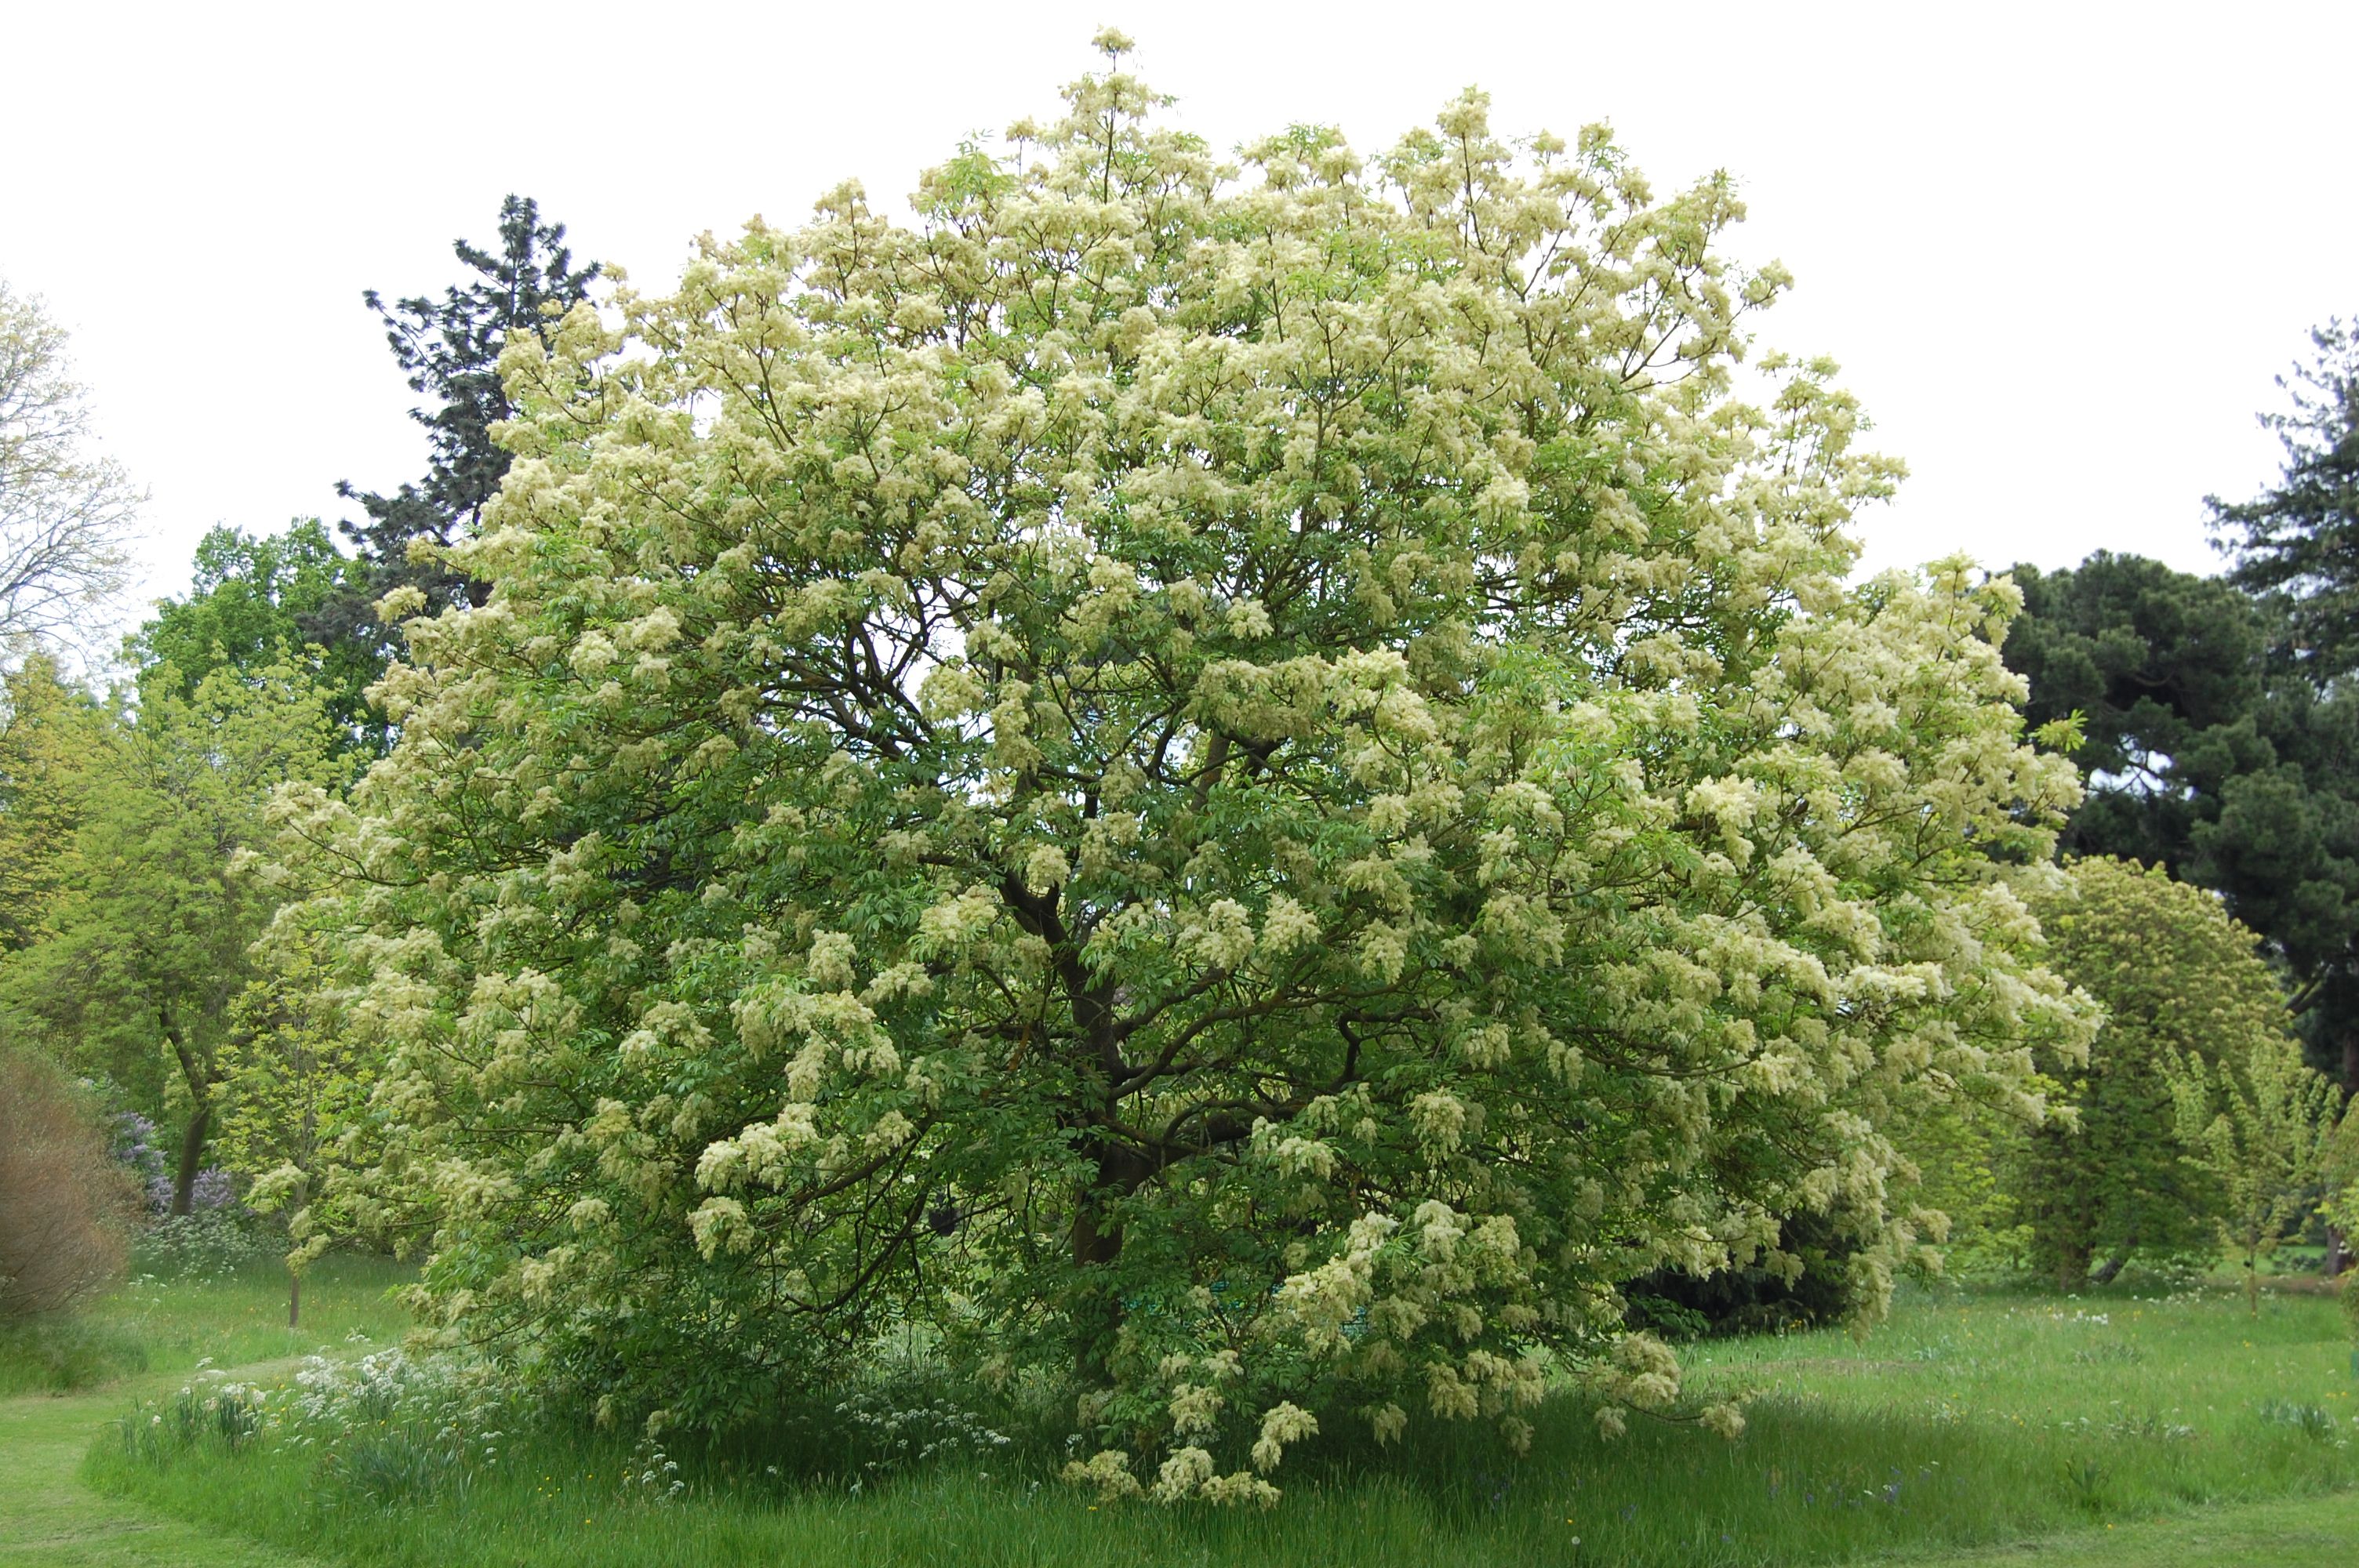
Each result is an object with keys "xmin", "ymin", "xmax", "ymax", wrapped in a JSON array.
[
  {"xmin": 0, "ymin": 655, "xmax": 111, "ymax": 953},
  {"xmin": 2167, "ymin": 1030, "xmax": 2343, "ymax": 1315},
  {"xmin": 0, "ymin": 281, "xmax": 140, "ymax": 655},
  {"xmin": 216, "ymin": 924, "xmax": 380, "ymax": 1327},
  {"xmin": 279, "ymin": 37, "xmax": 2092, "ymax": 1496},
  {"xmin": 2013, "ymin": 858, "xmax": 2283, "ymax": 1286},
  {"xmin": 0, "ymin": 657, "xmax": 345, "ymax": 1212}
]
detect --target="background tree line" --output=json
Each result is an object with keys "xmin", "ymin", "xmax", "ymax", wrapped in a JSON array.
[{"xmin": 0, "ymin": 199, "xmax": 594, "ymax": 1318}]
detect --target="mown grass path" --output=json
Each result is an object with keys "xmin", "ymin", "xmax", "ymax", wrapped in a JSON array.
[
  {"xmin": 0, "ymin": 1373, "xmax": 320, "ymax": 1568},
  {"xmin": 1918, "ymin": 1491, "xmax": 2354, "ymax": 1565}
]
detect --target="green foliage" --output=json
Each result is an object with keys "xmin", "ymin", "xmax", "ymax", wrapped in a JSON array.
[
  {"xmin": 0, "ymin": 655, "xmax": 109, "ymax": 951},
  {"xmin": 327, "ymin": 194, "xmax": 600, "ymax": 652},
  {"xmin": 133, "ymin": 521, "xmax": 384, "ymax": 750},
  {"xmin": 2003, "ymin": 554, "xmax": 2269, "ymax": 869},
  {"xmin": 2005, "ymin": 554, "xmax": 2359, "ymax": 1091},
  {"xmin": 1890, "ymin": 1094, "xmax": 2030, "ymax": 1276},
  {"xmin": 2166, "ymin": 1022, "xmax": 2345, "ymax": 1314},
  {"xmin": 2211, "ymin": 319, "xmax": 2359, "ymax": 678},
  {"xmin": 2015, "ymin": 858, "xmax": 2281, "ymax": 1285},
  {"xmin": 278, "ymin": 49, "xmax": 2090, "ymax": 1494},
  {"xmin": 0, "ymin": 656, "xmax": 347, "ymax": 1212},
  {"xmin": 216, "ymin": 923, "xmax": 383, "ymax": 1283}
]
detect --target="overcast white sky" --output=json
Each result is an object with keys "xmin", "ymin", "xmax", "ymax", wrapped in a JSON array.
[{"xmin": 4, "ymin": 2, "xmax": 2352, "ymax": 638}]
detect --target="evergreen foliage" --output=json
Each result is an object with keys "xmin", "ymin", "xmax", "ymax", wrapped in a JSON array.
[
  {"xmin": 325, "ymin": 196, "xmax": 599, "ymax": 655},
  {"xmin": 2005, "ymin": 554, "xmax": 2359, "ymax": 1092},
  {"xmin": 2211, "ymin": 320, "xmax": 2359, "ymax": 677}
]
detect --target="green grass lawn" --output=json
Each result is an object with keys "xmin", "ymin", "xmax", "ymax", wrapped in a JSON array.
[
  {"xmin": 0, "ymin": 1255, "xmax": 411, "ymax": 1567},
  {"xmin": 54, "ymin": 1272, "xmax": 2356, "ymax": 1568},
  {"xmin": 0, "ymin": 1254, "xmax": 418, "ymax": 1396}
]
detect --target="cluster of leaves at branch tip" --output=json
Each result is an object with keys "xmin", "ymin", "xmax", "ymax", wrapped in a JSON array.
[{"xmin": 267, "ymin": 33, "xmax": 2097, "ymax": 1501}]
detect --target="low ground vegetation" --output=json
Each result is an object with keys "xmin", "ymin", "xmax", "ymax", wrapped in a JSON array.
[
  {"xmin": 71, "ymin": 1268, "xmax": 2357, "ymax": 1568},
  {"xmin": 0, "ymin": 1252, "xmax": 412, "ymax": 1396}
]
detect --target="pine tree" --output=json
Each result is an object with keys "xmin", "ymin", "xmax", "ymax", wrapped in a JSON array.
[
  {"xmin": 318, "ymin": 196, "xmax": 598, "ymax": 655},
  {"xmin": 2212, "ymin": 320, "xmax": 2359, "ymax": 679}
]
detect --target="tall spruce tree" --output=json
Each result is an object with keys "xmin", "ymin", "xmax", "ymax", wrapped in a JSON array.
[{"xmin": 320, "ymin": 196, "xmax": 598, "ymax": 655}]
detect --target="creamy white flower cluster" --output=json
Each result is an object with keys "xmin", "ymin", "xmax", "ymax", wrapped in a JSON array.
[{"xmin": 278, "ymin": 34, "xmax": 2093, "ymax": 1501}]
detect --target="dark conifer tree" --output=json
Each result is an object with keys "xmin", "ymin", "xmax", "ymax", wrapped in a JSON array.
[
  {"xmin": 2211, "ymin": 321, "xmax": 2359, "ymax": 678},
  {"xmin": 2005, "ymin": 555, "xmax": 2359, "ymax": 1099},
  {"xmin": 313, "ymin": 196, "xmax": 599, "ymax": 655}
]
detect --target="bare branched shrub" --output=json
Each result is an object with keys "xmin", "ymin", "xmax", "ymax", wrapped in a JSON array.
[{"xmin": 0, "ymin": 1048, "xmax": 134, "ymax": 1319}]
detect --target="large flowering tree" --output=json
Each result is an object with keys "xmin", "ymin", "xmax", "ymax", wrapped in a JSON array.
[{"xmin": 277, "ymin": 36, "xmax": 2088, "ymax": 1498}]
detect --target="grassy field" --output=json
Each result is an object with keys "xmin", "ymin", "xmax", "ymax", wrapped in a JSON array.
[
  {"xmin": 0, "ymin": 1255, "xmax": 410, "ymax": 1567},
  {"xmin": 0, "ymin": 1254, "xmax": 416, "ymax": 1396},
  {"xmin": 49, "ymin": 1271, "xmax": 2355, "ymax": 1568}
]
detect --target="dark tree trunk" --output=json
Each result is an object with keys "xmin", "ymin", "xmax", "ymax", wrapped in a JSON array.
[
  {"xmin": 161, "ymin": 1012, "xmax": 222, "ymax": 1220},
  {"xmin": 289, "ymin": 1270, "xmax": 301, "ymax": 1329},
  {"xmin": 170, "ymin": 1100, "xmax": 212, "ymax": 1218},
  {"xmin": 1069, "ymin": 1140, "xmax": 1153, "ymax": 1383},
  {"xmin": 169, "ymin": 1105, "xmax": 209, "ymax": 1217}
]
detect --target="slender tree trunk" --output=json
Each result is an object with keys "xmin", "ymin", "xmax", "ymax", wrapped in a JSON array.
[
  {"xmin": 2332, "ymin": 1039, "xmax": 2357, "ymax": 1277},
  {"xmin": 2245, "ymin": 1239, "xmax": 2262, "ymax": 1318},
  {"xmin": 170, "ymin": 1100, "xmax": 212, "ymax": 1218},
  {"xmin": 289, "ymin": 1270, "xmax": 300, "ymax": 1330},
  {"xmin": 162, "ymin": 1014, "xmax": 216, "ymax": 1218}
]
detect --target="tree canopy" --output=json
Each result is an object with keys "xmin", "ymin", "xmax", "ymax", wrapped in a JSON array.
[
  {"xmin": 2212, "ymin": 319, "xmax": 2359, "ymax": 677},
  {"xmin": 324, "ymin": 195, "xmax": 600, "ymax": 656},
  {"xmin": 133, "ymin": 520, "xmax": 382, "ymax": 749},
  {"xmin": 0, "ymin": 657, "xmax": 344, "ymax": 1214},
  {"xmin": 2015, "ymin": 858, "xmax": 2277, "ymax": 1285},
  {"xmin": 0, "ymin": 281, "xmax": 139, "ymax": 655},
  {"xmin": 278, "ymin": 43, "xmax": 2088, "ymax": 1491},
  {"xmin": 2005, "ymin": 554, "xmax": 2359, "ymax": 1093}
]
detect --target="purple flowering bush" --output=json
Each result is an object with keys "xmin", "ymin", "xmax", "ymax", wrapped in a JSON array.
[{"xmin": 107, "ymin": 1109, "xmax": 274, "ymax": 1279}]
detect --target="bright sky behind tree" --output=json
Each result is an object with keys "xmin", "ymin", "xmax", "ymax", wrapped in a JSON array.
[{"xmin": 2, "ymin": 1, "xmax": 2350, "ymax": 633}]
